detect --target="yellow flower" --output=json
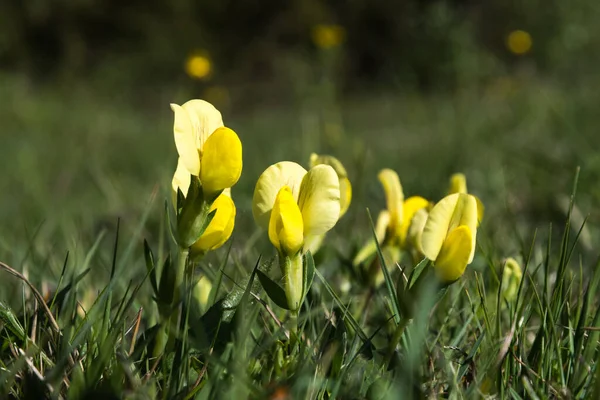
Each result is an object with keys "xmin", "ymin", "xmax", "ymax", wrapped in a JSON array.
[
  {"xmin": 375, "ymin": 169, "xmax": 430, "ymax": 247},
  {"xmin": 447, "ymin": 173, "xmax": 484, "ymax": 224},
  {"xmin": 352, "ymin": 169, "xmax": 430, "ymax": 286},
  {"xmin": 171, "ymin": 99, "xmax": 242, "ymax": 198},
  {"xmin": 253, "ymin": 161, "xmax": 341, "ymax": 256},
  {"xmin": 421, "ymin": 193, "xmax": 478, "ymax": 282},
  {"xmin": 311, "ymin": 24, "xmax": 345, "ymax": 49},
  {"xmin": 172, "ymin": 164, "xmax": 236, "ymax": 253},
  {"xmin": 193, "ymin": 276, "xmax": 213, "ymax": 313},
  {"xmin": 506, "ymin": 30, "xmax": 532, "ymax": 55},
  {"xmin": 253, "ymin": 161, "xmax": 340, "ymax": 311},
  {"xmin": 501, "ymin": 257, "xmax": 522, "ymax": 302},
  {"xmin": 309, "ymin": 153, "xmax": 352, "ymax": 218},
  {"xmin": 185, "ymin": 53, "xmax": 212, "ymax": 80}
]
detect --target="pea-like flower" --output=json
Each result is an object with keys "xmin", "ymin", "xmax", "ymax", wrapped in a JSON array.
[
  {"xmin": 253, "ymin": 161, "xmax": 340, "ymax": 311},
  {"xmin": 172, "ymin": 99, "xmax": 242, "ymax": 199},
  {"xmin": 172, "ymin": 159, "xmax": 236, "ymax": 255},
  {"xmin": 171, "ymin": 99, "xmax": 242, "ymax": 248},
  {"xmin": 421, "ymin": 193, "xmax": 478, "ymax": 283},
  {"xmin": 353, "ymin": 169, "xmax": 430, "ymax": 272},
  {"xmin": 501, "ymin": 257, "xmax": 522, "ymax": 302}
]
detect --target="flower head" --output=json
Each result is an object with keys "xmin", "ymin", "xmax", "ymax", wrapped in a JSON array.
[
  {"xmin": 501, "ymin": 257, "xmax": 522, "ymax": 302},
  {"xmin": 172, "ymin": 161, "xmax": 236, "ymax": 254},
  {"xmin": 311, "ymin": 24, "xmax": 345, "ymax": 49},
  {"xmin": 253, "ymin": 161, "xmax": 341, "ymax": 256},
  {"xmin": 421, "ymin": 193, "xmax": 478, "ymax": 282},
  {"xmin": 507, "ymin": 30, "xmax": 532, "ymax": 55},
  {"xmin": 171, "ymin": 99, "xmax": 242, "ymax": 199},
  {"xmin": 185, "ymin": 53, "xmax": 212, "ymax": 80},
  {"xmin": 375, "ymin": 169, "xmax": 430, "ymax": 248}
]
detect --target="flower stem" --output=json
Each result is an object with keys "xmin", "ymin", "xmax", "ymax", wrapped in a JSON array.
[{"xmin": 385, "ymin": 317, "xmax": 411, "ymax": 368}]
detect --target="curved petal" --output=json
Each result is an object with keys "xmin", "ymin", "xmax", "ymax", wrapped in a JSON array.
[
  {"xmin": 309, "ymin": 153, "xmax": 348, "ymax": 177},
  {"xmin": 422, "ymin": 193, "xmax": 477, "ymax": 262},
  {"xmin": 339, "ymin": 177, "xmax": 352, "ymax": 218},
  {"xmin": 298, "ymin": 165, "xmax": 341, "ymax": 237},
  {"xmin": 400, "ymin": 196, "xmax": 430, "ymax": 245},
  {"xmin": 378, "ymin": 169, "xmax": 404, "ymax": 239},
  {"xmin": 421, "ymin": 193, "xmax": 460, "ymax": 260},
  {"xmin": 199, "ymin": 127, "xmax": 243, "ymax": 197},
  {"xmin": 309, "ymin": 153, "xmax": 352, "ymax": 218},
  {"xmin": 180, "ymin": 99, "xmax": 224, "ymax": 150},
  {"xmin": 193, "ymin": 276, "xmax": 213, "ymax": 311},
  {"xmin": 375, "ymin": 210, "xmax": 391, "ymax": 244},
  {"xmin": 191, "ymin": 192, "xmax": 236, "ymax": 252},
  {"xmin": 449, "ymin": 194, "xmax": 478, "ymax": 263},
  {"xmin": 407, "ymin": 208, "xmax": 429, "ymax": 254},
  {"xmin": 252, "ymin": 162, "xmax": 307, "ymax": 230},
  {"xmin": 475, "ymin": 195, "xmax": 485, "ymax": 225},
  {"xmin": 172, "ymin": 157, "xmax": 192, "ymax": 198},
  {"xmin": 434, "ymin": 225, "xmax": 473, "ymax": 282},
  {"xmin": 448, "ymin": 173, "xmax": 468, "ymax": 194},
  {"xmin": 269, "ymin": 186, "xmax": 304, "ymax": 255},
  {"xmin": 171, "ymin": 103, "xmax": 201, "ymax": 175},
  {"xmin": 303, "ymin": 234, "xmax": 325, "ymax": 255}
]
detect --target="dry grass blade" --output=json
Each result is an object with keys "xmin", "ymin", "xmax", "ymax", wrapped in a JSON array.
[{"xmin": 0, "ymin": 261, "xmax": 60, "ymax": 333}]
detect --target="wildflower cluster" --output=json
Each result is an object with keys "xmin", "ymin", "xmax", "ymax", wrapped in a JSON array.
[{"xmin": 161, "ymin": 98, "xmax": 496, "ymax": 335}]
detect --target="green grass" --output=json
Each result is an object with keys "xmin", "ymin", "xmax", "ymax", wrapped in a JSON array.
[{"xmin": 2, "ymin": 69, "xmax": 600, "ymax": 399}]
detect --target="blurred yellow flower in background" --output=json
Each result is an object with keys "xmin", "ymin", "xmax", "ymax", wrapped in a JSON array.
[
  {"xmin": 421, "ymin": 193, "xmax": 478, "ymax": 282},
  {"xmin": 185, "ymin": 53, "xmax": 212, "ymax": 79},
  {"xmin": 506, "ymin": 30, "xmax": 532, "ymax": 55},
  {"xmin": 312, "ymin": 24, "xmax": 346, "ymax": 49}
]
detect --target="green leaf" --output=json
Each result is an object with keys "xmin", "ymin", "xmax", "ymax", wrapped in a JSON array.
[
  {"xmin": 257, "ymin": 270, "xmax": 290, "ymax": 310},
  {"xmin": 158, "ymin": 254, "xmax": 175, "ymax": 308},
  {"xmin": 144, "ymin": 239, "xmax": 158, "ymax": 295},
  {"xmin": 0, "ymin": 301, "xmax": 26, "ymax": 341},
  {"xmin": 407, "ymin": 257, "xmax": 429, "ymax": 290}
]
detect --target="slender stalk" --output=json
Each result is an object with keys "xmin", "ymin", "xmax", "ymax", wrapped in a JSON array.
[{"xmin": 385, "ymin": 317, "xmax": 412, "ymax": 368}]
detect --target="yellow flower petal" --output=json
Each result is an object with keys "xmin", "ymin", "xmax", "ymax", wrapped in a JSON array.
[
  {"xmin": 191, "ymin": 192, "xmax": 236, "ymax": 252},
  {"xmin": 252, "ymin": 162, "xmax": 308, "ymax": 230},
  {"xmin": 339, "ymin": 177, "xmax": 352, "ymax": 217},
  {"xmin": 448, "ymin": 173, "xmax": 468, "ymax": 194},
  {"xmin": 407, "ymin": 208, "xmax": 429, "ymax": 254},
  {"xmin": 172, "ymin": 157, "xmax": 191, "ymax": 199},
  {"xmin": 298, "ymin": 165, "xmax": 341, "ymax": 237},
  {"xmin": 309, "ymin": 153, "xmax": 349, "ymax": 177},
  {"xmin": 269, "ymin": 186, "xmax": 304, "ymax": 255},
  {"xmin": 375, "ymin": 210, "xmax": 391, "ymax": 243},
  {"xmin": 475, "ymin": 195, "xmax": 485, "ymax": 225},
  {"xmin": 171, "ymin": 103, "xmax": 201, "ymax": 175},
  {"xmin": 193, "ymin": 276, "xmax": 212, "ymax": 311},
  {"xmin": 400, "ymin": 196, "xmax": 430, "ymax": 245},
  {"xmin": 421, "ymin": 193, "xmax": 477, "ymax": 262},
  {"xmin": 303, "ymin": 234, "xmax": 324, "ymax": 255},
  {"xmin": 180, "ymin": 99, "xmax": 224, "ymax": 150},
  {"xmin": 378, "ymin": 169, "xmax": 404, "ymax": 239},
  {"xmin": 434, "ymin": 225, "xmax": 473, "ymax": 282},
  {"xmin": 199, "ymin": 127, "xmax": 243, "ymax": 196},
  {"xmin": 309, "ymin": 153, "xmax": 352, "ymax": 218}
]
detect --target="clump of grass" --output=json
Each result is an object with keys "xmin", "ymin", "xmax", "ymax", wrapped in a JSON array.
[{"xmin": 1, "ymin": 165, "xmax": 599, "ymax": 399}]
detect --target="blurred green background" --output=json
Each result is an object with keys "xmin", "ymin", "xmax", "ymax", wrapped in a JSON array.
[{"xmin": 2, "ymin": 0, "xmax": 600, "ymax": 297}]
